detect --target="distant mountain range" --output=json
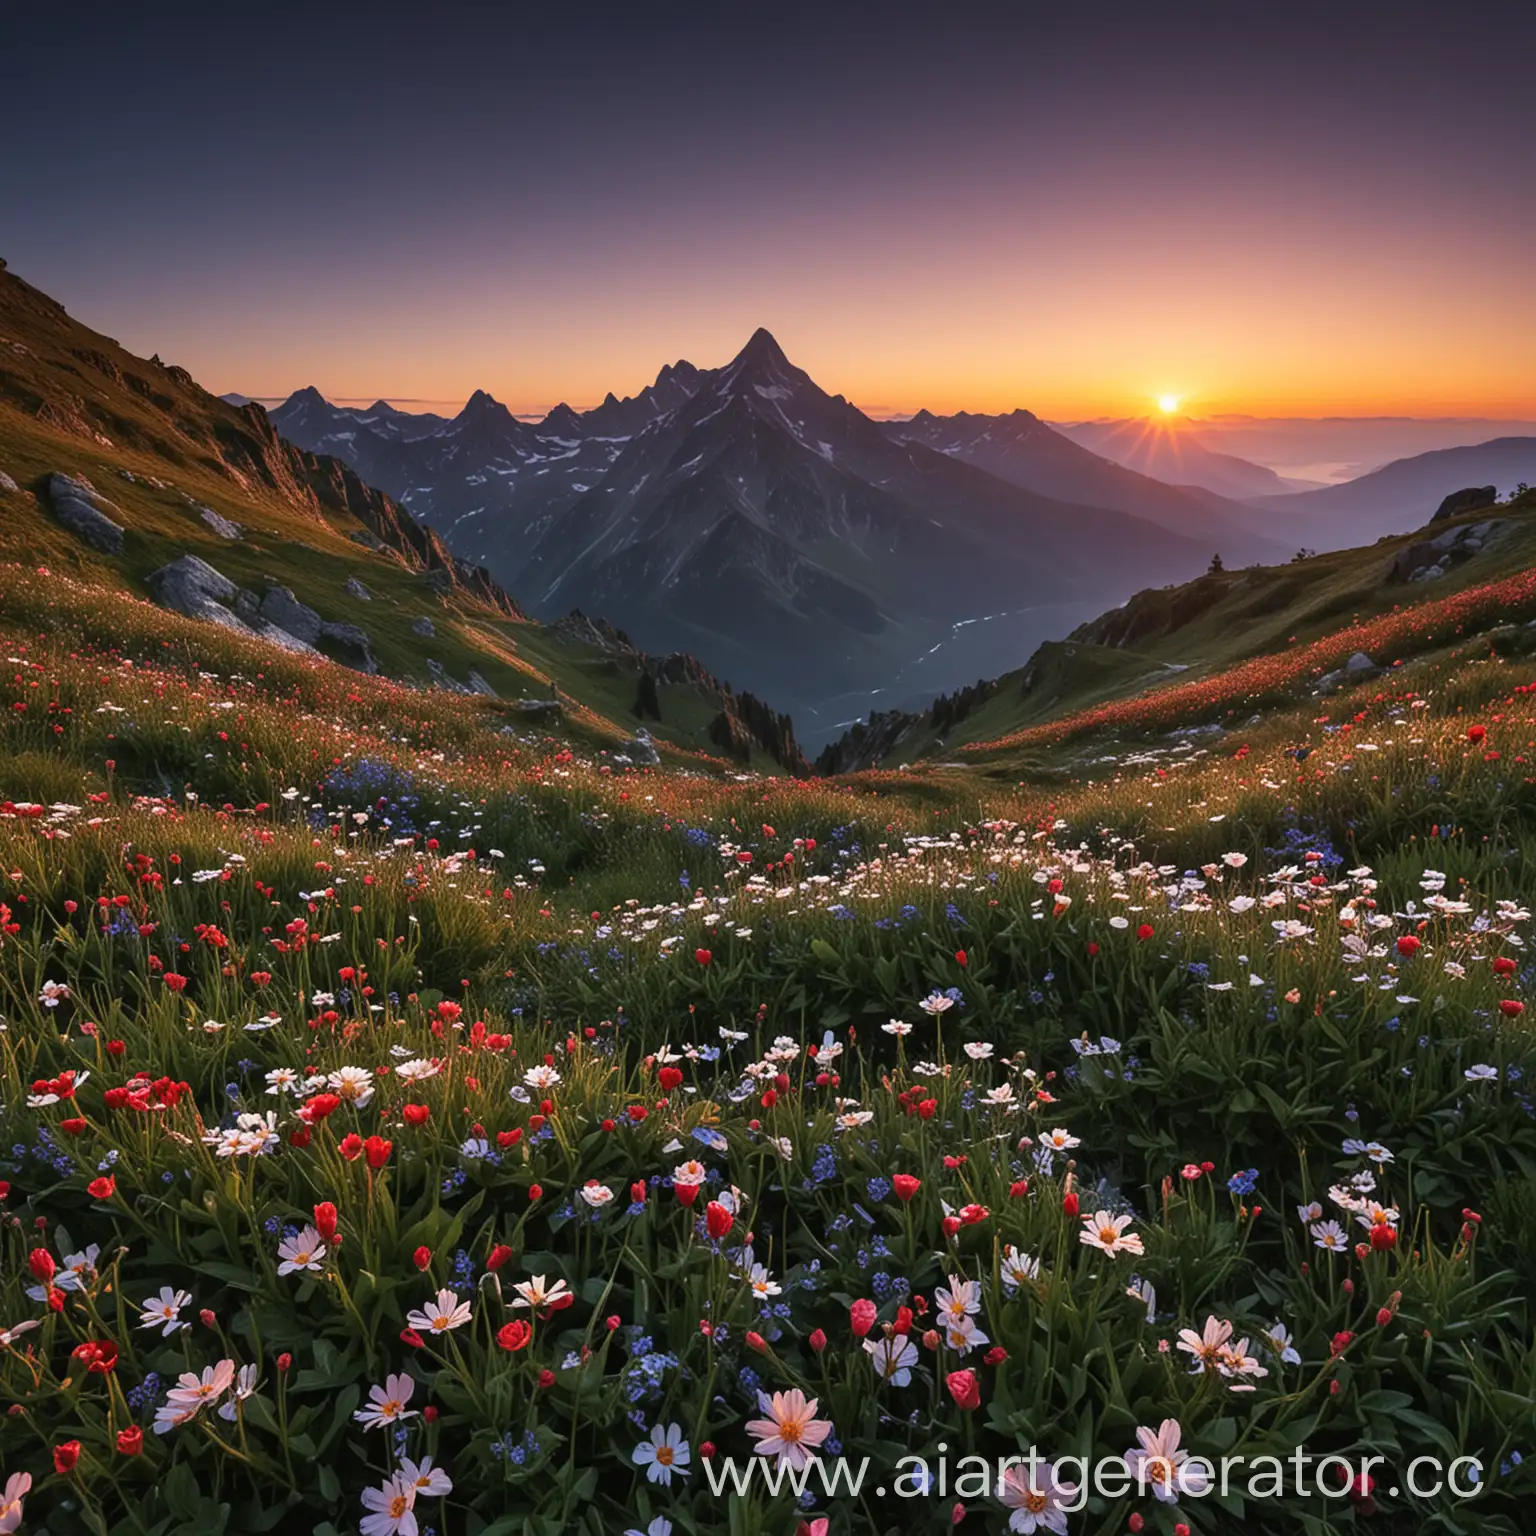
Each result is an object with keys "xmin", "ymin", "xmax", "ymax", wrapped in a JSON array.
[
  {"xmin": 885, "ymin": 408, "xmax": 1284, "ymax": 555},
  {"xmin": 1246, "ymin": 436, "xmax": 1536, "ymax": 548},
  {"xmin": 270, "ymin": 337, "xmax": 1281, "ymax": 728},
  {"xmin": 265, "ymin": 340, "xmax": 1536, "ymax": 736},
  {"xmin": 1049, "ymin": 417, "xmax": 1311, "ymax": 498}
]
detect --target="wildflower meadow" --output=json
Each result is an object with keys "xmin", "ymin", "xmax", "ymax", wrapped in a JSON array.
[{"xmin": 2, "ymin": 566, "xmax": 1535, "ymax": 1536}]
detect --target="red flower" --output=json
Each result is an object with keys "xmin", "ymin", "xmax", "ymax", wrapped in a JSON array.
[
  {"xmin": 954, "ymin": 949, "xmax": 968, "ymax": 967},
  {"xmin": 61, "ymin": 1117, "xmax": 87, "ymax": 1136},
  {"xmin": 303, "ymin": 1093, "xmax": 343, "ymax": 1123},
  {"xmin": 657, "ymin": 1065, "xmax": 683, "ymax": 1092},
  {"xmin": 1500, "ymin": 998, "xmax": 1525, "ymax": 1017},
  {"xmin": 338, "ymin": 1132, "xmax": 364, "ymax": 1160},
  {"xmin": 850, "ymin": 1298, "xmax": 877, "ymax": 1337},
  {"xmin": 745, "ymin": 1330, "xmax": 768, "ymax": 1353},
  {"xmin": 946, "ymin": 1369, "xmax": 981, "ymax": 1410},
  {"xmin": 695, "ymin": 948, "xmax": 712, "ymax": 967},
  {"xmin": 402, "ymin": 1103, "xmax": 431, "ymax": 1127},
  {"xmin": 704, "ymin": 1201, "xmax": 733, "ymax": 1240},
  {"xmin": 55, "ymin": 1439, "xmax": 83, "ymax": 1472},
  {"xmin": 72, "ymin": 1339, "xmax": 119, "ymax": 1373},
  {"xmin": 363, "ymin": 1135, "xmax": 392, "ymax": 1169},
  {"xmin": 116, "ymin": 1424, "xmax": 143, "ymax": 1456},
  {"xmin": 1369, "ymin": 1222, "xmax": 1397, "ymax": 1250},
  {"xmin": 1136, "ymin": 923, "xmax": 1155, "ymax": 942},
  {"xmin": 413, "ymin": 1245, "xmax": 433, "ymax": 1271},
  {"xmin": 808, "ymin": 1328, "xmax": 827, "ymax": 1353},
  {"xmin": 1467, "ymin": 724, "xmax": 1487, "ymax": 743},
  {"xmin": 497, "ymin": 1319, "xmax": 532, "ymax": 1352},
  {"xmin": 1396, "ymin": 934, "xmax": 1421, "ymax": 957},
  {"xmin": 537, "ymin": 1368, "xmax": 556, "ymax": 1389},
  {"xmin": 892, "ymin": 1173, "xmax": 921, "ymax": 1202},
  {"xmin": 313, "ymin": 1202, "xmax": 339, "ymax": 1243},
  {"xmin": 1062, "ymin": 1191, "xmax": 1079, "ymax": 1218},
  {"xmin": 27, "ymin": 1248, "xmax": 55, "ymax": 1283},
  {"xmin": 487, "ymin": 1243, "xmax": 513, "ymax": 1271}
]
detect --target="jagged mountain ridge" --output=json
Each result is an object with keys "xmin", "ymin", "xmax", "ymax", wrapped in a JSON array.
[
  {"xmin": 506, "ymin": 327, "xmax": 1212, "ymax": 715},
  {"xmin": 885, "ymin": 408, "xmax": 1285, "ymax": 564},
  {"xmin": 271, "ymin": 361, "xmax": 704, "ymax": 561},
  {"xmin": 0, "ymin": 257, "xmax": 812, "ymax": 774}
]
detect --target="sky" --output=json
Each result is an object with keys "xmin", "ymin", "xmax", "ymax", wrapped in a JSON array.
[{"xmin": 3, "ymin": 0, "xmax": 1533, "ymax": 421}]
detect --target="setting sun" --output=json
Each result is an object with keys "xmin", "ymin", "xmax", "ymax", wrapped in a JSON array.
[{"xmin": 1157, "ymin": 394, "xmax": 1181, "ymax": 415}]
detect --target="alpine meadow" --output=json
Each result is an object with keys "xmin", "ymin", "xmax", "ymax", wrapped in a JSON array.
[{"xmin": 3, "ymin": 6, "xmax": 1536, "ymax": 1536}]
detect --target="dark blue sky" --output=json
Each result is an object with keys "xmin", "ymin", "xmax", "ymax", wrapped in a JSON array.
[{"xmin": 3, "ymin": 0, "xmax": 1532, "ymax": 416}]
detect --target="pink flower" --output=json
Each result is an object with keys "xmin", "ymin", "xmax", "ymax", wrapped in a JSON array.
[{"xmin": 745, "ymin": 1388, "xmax": 832, "ymax": 1470}]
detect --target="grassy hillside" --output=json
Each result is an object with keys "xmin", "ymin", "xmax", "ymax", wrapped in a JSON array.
[
  {"xmin": 0, "ymin": 258, "xmax": 807, "ymax": 773},
  {"xmin": 823, "ymin": 488, "xmax": 1536, "ymax": 774}
]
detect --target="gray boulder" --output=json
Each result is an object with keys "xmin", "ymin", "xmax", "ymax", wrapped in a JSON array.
[
  {"xmin": 346, "ymin": 577, "xmax": 372, "ymax": 601},
  {"xmin": 1344, "ymin": 651, "xmax": 1375, "ymax": 674},
  {"xmin": 1390, "ymin": 518, "xmax": 1503, "ymax": 583},
  {"xmin": 621, "ymin": 727, "xmax": 662, "ymax": 766},
  {"xmin": 1431, "ymin": 486, "xmax": 1497, "ymax": 523},
  {"xmin": 0, "ymin": 471, "xmax": 18, "ymax": 494},
  {"xmin": 199, "ymin": 507, "xmax": 242, "ymax": 540},
  {"xmin": 467, "ymin": 670, "xmax": 498, "ymax": 697},
  {"xmin": 48, "ymin": 472, "xmax": 125, "ymax": 554},
  {"xmin": 319, "ymin": 621, "xmax": 377, "ymax": 674},
  {"xmin": 425, "ymin": 657, "xmax": 468, "ymax": 693},
  {"xmin": 412, "ymin": 616, "xmax": 436, "ymax": 637},
  {"xmin": 260, "ymin": 586, "xmax": 324, "ymax": 646},
  {"xmin": 508, "ymin": 698, "xmax": 563, "ymax": 726},
  {"xmin": 146, "ymin": 555, "xmax": 243, "ymax": 625}
]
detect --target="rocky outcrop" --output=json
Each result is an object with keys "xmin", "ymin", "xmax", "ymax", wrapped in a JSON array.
[
  {"xmin": 47, "ymin": 472, "xmax": 125, "ymax": 553},
  {"xmin": 143, "ymin": 556, "xmax": 382, "ymax": 664},
  {"xmin": 146, "ymin": 555, "xmax": 243, "ymax": 626},
  {"xmin": 816, "ymin": 708, "xmax": 922, "ymax": 774},
  {"xmin": 1430, "ymin": 486, "xmax": 1497, "ymax": 523},
  {"xmin": 616, "ymin": 728, "xmax": 661, "ymax": 766},
  {"xmin": 506, "ymin": 698, "xmax": 564, "ymax": 726},
  {"xmin": 0, "ymin": 470, "xmax": 19, "ymax": 494},
  {"xmin": 346, "ymin": 577, "xmax": 372, "ymax": 601},
  {"xmin": 1313, "ymin": 651, "xmax": 1377, "ymax": 696},
  {"xmin": 199, "ymin": 507, "xmax": 242, "ymax": 540},
  {"xmin": 260, "ymin": 586, "xmax": 324, "ymax": 645},
  {"xmin": 1389, "ymin": 519, "xmax": 1503, "ymax": 584},
  {"xmin": 412, "ymin": 616, "xmax": 436, "ymax": 637},
  {"xmin": 318, "ymin": 622, "xmax": 376, "ymax": 674}
]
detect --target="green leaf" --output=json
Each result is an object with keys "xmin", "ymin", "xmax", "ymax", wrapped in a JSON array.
[{"xmin": 162, "ymin": 1463, "xmax": 200, "ymax": 1522}]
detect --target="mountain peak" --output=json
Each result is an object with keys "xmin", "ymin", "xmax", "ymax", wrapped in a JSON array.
[
  {"xmin": 540, "ymin": 402, "xmax": 583, "ymax": 434},
  {"xmin": 733, "ymin": 326, "xmax": 791, "ymax": 371},
  {"xmin": 285, "ymin": 385, "xmax": 329, "ymax": 409}
]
